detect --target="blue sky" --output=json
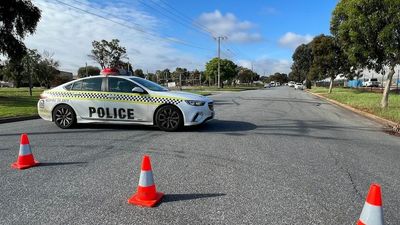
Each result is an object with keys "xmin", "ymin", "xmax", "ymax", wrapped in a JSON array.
[{"xmin": 26, "ymin": 0, "xmax": 339, "ymax": 75}]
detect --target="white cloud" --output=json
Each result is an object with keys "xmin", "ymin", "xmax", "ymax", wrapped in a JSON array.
[
  {"xmin": 278, "ymin": 32, "xmax": 313, "ymax": 49},
  {"xmin": 238, "ymin": 58, "xmax": 292, "ymax": 75},
  {"xmin": 25, "ymin": 0, "xmax": 205, "ymax": 73},
  {"xmin": 197, "ymin": 10, "xmax": 262, "ymax": 43}
]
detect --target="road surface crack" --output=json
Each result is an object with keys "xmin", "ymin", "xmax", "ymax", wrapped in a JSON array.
[{"xmin": 328, "ymin": 150, "xmax": 363, "ymax": 200}]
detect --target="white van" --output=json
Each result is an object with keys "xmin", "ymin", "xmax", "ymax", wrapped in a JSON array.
[{"xmin": 363, "ymin": 78, "xmax": 379, "ymax": 87}]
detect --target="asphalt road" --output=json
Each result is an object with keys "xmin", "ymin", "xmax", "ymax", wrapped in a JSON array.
[{"xmin": 1, "ymin": 87, "xmax": 399, "ymax": 224}]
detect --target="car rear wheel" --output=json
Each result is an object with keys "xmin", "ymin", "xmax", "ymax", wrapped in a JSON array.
[
  {"xmin": 53, "ymin": 104, "xmax": 76, "ymax": 129},
  {"xmin": 155, "ymin": 105, "xmax": 183, "ymax": 131}
]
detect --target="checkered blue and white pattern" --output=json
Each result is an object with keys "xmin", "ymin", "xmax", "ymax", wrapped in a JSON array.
[{"xmin": 48, "ymin": 91, "xmax": 183, "ymax": 105}]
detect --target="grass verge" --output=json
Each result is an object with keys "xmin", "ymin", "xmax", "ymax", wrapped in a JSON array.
[
  {"xmin": 0, "ymin": 88, "xmax": 44, "ymax": 118},
  {"xmin": 308, "ymin": 87, "xmax": 400, "ymax": 124}
]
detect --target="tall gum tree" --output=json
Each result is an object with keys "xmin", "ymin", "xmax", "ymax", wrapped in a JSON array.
[
  {"xmin": 291, "ymin": 44, "xmax": 313, "ymax": 83},
  {"xmin": 309, "ymin": 34, "xmax": 348, "ymax": 94},
  {"xmin": 331, "ymin": 0, "xmax": 400, "ymax": 108}
]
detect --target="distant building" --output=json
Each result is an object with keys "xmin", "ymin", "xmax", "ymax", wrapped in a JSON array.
[{"xmin": 57, "ymin": 70, "xmax": 73, "ymax": 80}]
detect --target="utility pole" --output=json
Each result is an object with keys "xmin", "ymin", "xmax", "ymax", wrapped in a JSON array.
[
  {"xmin": 165, "ymin": 72, "xmax": 167, "ymax": 87},
  {"xmin": 179, "ymin": 72, "xmax": 182, "ymax": 91},
  {"xmin": 28, "ymin": 59, "xmax": 32, "ymax": 96},
  {"xmin": 397, "ymin": 69, "xmax": 399, "ymax": 94},
  {"xmin": 199, "ymin": 72, "xmax": 202, "ymax": 87},
  {"xmin": 215, "ymin": 36, "xmax": 227, "ymax": 88}
]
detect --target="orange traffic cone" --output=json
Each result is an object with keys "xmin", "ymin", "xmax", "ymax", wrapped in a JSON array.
[
  {"xmin": 128, "ymin": 155, "xmax": 163, "ymax": 207},
  {"xmin": 357, "ymin": 183, "xmax": 384, "ymax": 225},
  {"xmin": 11, "ymin": 133, "xmax": 39, "ymax": 170}
]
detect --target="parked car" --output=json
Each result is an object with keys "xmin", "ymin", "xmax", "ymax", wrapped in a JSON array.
[
  {"xmin": 37, "ymin": 68, "xmax": 214, "ymax": 131},
  {"xmin": 362, "ymin": 78, "xmax": 379, "ymax": 87},
  {"xmin": 276, "ymin": 82, "xmax": 281, "ymax": 86},
  {"xmin": 294, "ymin": 83, "xmax": 304, "ymax": 90},
  {"xmin": 270, "ymin": 81, "xmax": 276, "ymax": 87},
  {"xmin": 264, "ymin": 83, "xmax": 271, "ymax": 88},
  {"xmin": 288, "ymin": 81, "xmax": 295, "ymax": 87}
]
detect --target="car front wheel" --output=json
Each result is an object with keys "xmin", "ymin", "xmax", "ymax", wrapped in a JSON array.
[
  {"xmin": 155, "ymin": 105, "xmax": 183, "ymax": 131},
  {"xmin": 53, "ymin": 104, "xmax": 76, "ymax": 129}
]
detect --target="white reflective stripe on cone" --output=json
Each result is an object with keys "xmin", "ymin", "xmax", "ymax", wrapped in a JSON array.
[
  {"xmin": 138, "ymin": 171, "xmax": 154, "ymax": 187},
  {"xmin": 359, "ymin": 202, "xmax": 384, "ymax": 225},
  {"xmin": 19, "ymin": 144, "xmax": 32, "ymax": 156}
]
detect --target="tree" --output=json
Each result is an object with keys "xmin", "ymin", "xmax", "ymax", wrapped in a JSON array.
[
  {"xmin": 265, "ymin": 72, "xmax": 289, "ymax": 84},
  {"xmin": 134, "ymin": 69, "xmax": 145, "ymax": 78},
  {"xmin": 291, "ymin": 44, "xmax": 313, "ymax": 82},
  {"xmin": 77, "ymin": 66, "xmax": 101, "ymax": 78},
  {"xmin": 35, "ymin": 51, "xmax": 59, "ymax": 88},
  {"xmin": 88, "ymin": 39, "xmax": 127, "ymax": 69},
  {"xmin": 172, "ymin": 67, "xmax": 188, "ymax": 83},
  {"xmin": 205, "ymin": 58, "xmax": 237, "ymax": 86},
  {"xmin": 1, "ymin": 49, "xmax": 41, "ymax": 89},
  {"xmin": 237, "ymin": 67, "xmax": 255, "ymax": 84},
  {"xmin": 0, "ymin": 0, "xmax": 41, "ymax": 62},
  {"xmin": 331, "ymin": 0, "xmax": 400, "ymax": 108},
  {"xmin": 1, "ymin": 60, "xmax": 23, "ymax": 87},
  {"xmin": 190, "ymin": 69, "xmax": 201, "ymax": 85},
  {"xmin": 147, "ymin": 72, "xmax": 157, "ymax": 82},
  {"xmin": 21, "ymin": 49, "xmax": 41, "ymax": 95},
  {"xmin": 309, "ymin": 34, "xmax": 348, "ymax": 93}
]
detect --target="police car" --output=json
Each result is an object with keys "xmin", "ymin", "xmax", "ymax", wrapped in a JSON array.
[{"xmin": 37, "ymin": 68, "xmax": 214, "ymax": 131}]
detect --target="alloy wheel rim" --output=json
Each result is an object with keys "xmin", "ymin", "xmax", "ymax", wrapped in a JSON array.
[
  {"xmin": 158, "ymin": 108, "xmax": 179, "ymax": 129},
  {"xmin": 55, "ymin": 107, "xmax": 72, "ymax": 127}
]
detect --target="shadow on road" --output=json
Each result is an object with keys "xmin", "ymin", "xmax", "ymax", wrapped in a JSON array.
[
  {"xmin": 159, "ymin": 193, "xmax": 226, "ymax": 205},
  {"xmin": 183, "ymin": 119, "xmax": 257, "ymax": 133},
  {"xmin": 0, "ymin": 120, "xmax": 257, "ymax": 136}
]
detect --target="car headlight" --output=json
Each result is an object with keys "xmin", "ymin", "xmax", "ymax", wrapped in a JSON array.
[{"xmin": 185, "ymin": 100, "xmax": 205, "ymax": 106}]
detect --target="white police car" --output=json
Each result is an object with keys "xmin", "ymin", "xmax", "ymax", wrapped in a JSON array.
[{"xmin": 37, "ymin": 68, "xmax": 214, "ymax": 131}]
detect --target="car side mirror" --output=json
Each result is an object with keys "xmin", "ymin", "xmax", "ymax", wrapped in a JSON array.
[{"xmin": 132, "ymin": 87, "xmax": 145, "ymax": 93}]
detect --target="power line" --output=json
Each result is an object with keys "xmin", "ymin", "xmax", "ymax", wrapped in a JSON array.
[
  {"xmin": 52, "ymin": 0, "xmax": 214, "ymax": 52},
  {"xmin": 136, "ymin": 0, "xmax": 213, "ymax": 39},
  {"xmin": 149, "ymin": 0, "xmax": 218, "ymax": 36},
  {"xmin": 136, "ymin": 0, "xmax": 254, "ymax": 63}
]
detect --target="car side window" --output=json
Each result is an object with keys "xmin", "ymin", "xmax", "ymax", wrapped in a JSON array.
[
  {"xmin": 71, "ymin": 81, "xmax": 82, "ymax": 91},
  {"xmin": 64, "ymin": 83, "xmax": 73, "ymax": 90},
  {"xmin": 108, "ymin": 77, "xmax": 138, "ymax": 93},
  {"xmin": 71, "ymin": 78, "xmax": 103, "ymax": 91}
]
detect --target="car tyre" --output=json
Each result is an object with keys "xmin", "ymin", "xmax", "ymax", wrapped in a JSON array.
[
  {"xmin": 155, "ymin": 105, "xmax": 183, "ymax": 131},
  {"xmin": 53, "ymin": 104, "xmax": 76, "ymax": 129}
]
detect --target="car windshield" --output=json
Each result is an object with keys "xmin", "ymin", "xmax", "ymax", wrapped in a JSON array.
[{"xmin": 130, "ymin": 77, "xmax": 169, "ymax": 92}]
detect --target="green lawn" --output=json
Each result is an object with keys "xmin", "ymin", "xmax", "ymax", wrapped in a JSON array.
[
  {"xmin": 0, "ymin": 88, "xmax": 45, "ymax": 118},
  {"xmin": 309, "ymin": 87, "xmax": 400, "ymax": 123}
]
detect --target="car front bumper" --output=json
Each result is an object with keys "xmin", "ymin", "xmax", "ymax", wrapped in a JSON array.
[{"xmin": 179, "ymin": 101, "xmax": 214, "ymax": 126}]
